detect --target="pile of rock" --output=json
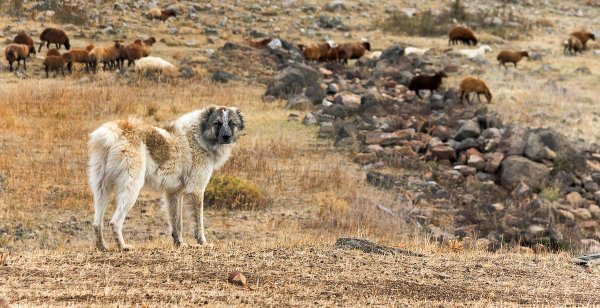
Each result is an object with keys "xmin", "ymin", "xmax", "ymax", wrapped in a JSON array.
[{"xmin": 264, "ymin": 44, "xmax": 600, "ymax": 251}]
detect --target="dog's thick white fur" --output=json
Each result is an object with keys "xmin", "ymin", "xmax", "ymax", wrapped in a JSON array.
[{"xmin": 88, "ymin": 105, "xmax": 244, "ymax": 251}]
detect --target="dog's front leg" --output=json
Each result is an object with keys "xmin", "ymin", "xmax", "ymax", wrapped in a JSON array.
[
  {"xmin": 166, "ymin": 191, "xmax": 185, "ymax": 247},
  {"xmin": 190, "ymin": 191, "xmax": 208, "ymax": 245}
]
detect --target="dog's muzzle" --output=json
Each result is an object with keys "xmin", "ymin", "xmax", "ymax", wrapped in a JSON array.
[{"xmin": 218, "ymin": 125, "xmax": 233, "ymax": 144}]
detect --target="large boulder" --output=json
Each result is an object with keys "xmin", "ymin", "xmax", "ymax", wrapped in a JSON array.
[
  {"xmin": 500, "ymin": 155, "xmax": 550, "ymax": 191},
  {"xmin": 453, "ymin": 120, "xmax": 481, "ymax": 141},
  {"xmin": 379, "ymin": 45, "xmax": 405, "ymax": 64},
  {"xmin": 264, "ymin": 63, "xmax": 319, "ymax": 99}
]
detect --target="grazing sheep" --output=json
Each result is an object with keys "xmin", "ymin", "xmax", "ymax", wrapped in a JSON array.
[
  {"xmin": 339, "ymin": 41, "xmax": 371, "ymax": 64},
  {"xmin": 570, "ymin": 31, "xmax": 595, "ymax": 49},
  {"xmin": 497, "ymin": 50, "xmax": 529, "ymax": 68},
  {"xmin": 408, "ymin": 71, "xmax": 448, "ymax": 98},
  {"xmin": 118, "ymin": 42, "xmax": 145, "ymax": 67},
  {"xmin": 147, "ymin": 7, "xmax": 177, "ymax": 21},
  {"xmin": 89, "ymin": 41, "xmax": 122, "ymax": 71},
  {"xmin": 449, "ymin": 26, "xmax": 478, "ymax": 46},
  {"xmin": 39, "ymin": 27, "xmax": 71, "ymax": 52},
  {"xmin": 459, "ymin": 77, "xmax": 492, "ymax": 104},
  {"xmin": 298, "ymin": 42, "xmax": 331, "ymax": 61},
  {"xmin": 63, "ymin": 48, "xmax": 91, "ymax": 72},
  {"xmin": 13, "ymin": 32, "xmax": 36, "ymax": 57},
  {"xmin": 4, "ymin": 44, "xmax": 29, "ymax": 71},
  {"xmin": 43, "ymin": 55, "xmax": 67, "ymax": 78},
  {"xmin": 404, "ymin": 46, "xmax": 430, "ymax": 56},
  {"xmin": 453, "ymin": 45, "xmax": 492, "ymax": 58},
  {"xmin": 46, "ymin": 48, "xmax": 61, "ymax": 57},
  {"xmin": 135, "ymin": 56, "xmax": 176, "ymax": 74},
  {"xmin": 563, "ymin": 36, "xmax": 584, "ymax": 55},
  {"xmin": 245, "ymin": 37, "xmax": 272, "ymax": 48}
]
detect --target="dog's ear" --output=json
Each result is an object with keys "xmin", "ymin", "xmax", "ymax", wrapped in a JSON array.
[
  {"xmin": 233, "ymin": 108, "xmax": 245, "ymax": 130},
  {"xmin": 200, "ymin": 105, "xmax": 217, "ymax": 131}
]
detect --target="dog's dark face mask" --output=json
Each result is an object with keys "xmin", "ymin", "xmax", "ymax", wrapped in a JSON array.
[{"xmin": 201, "ymin": 106, "xmax": 245, "ymax": 145}]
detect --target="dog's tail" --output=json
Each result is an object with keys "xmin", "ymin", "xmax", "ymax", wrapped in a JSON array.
[{"xmin": 87, "ymin": 123, "xmax": 121, "ymax": 195}]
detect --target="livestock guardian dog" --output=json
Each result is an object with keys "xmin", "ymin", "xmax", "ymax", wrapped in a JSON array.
[{"xmin": 88, "ymin": 106, "xmax": 244, "ymax": 251}]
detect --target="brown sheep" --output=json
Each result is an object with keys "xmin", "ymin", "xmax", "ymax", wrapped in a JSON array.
[
  {"xmin": 320, "ymin": 46, "xmax": 349, "ymax": 62},
  {"xmin": 47, "ymin": 48, "xmax": 61, "ymax": 57},
  {"xmin": 245, "ymin": 37, "xmax": 272, "ymax": 49},
  {"xmin": 118, "ymin": 42, "xmax": 145, "ymax": 67},
  {"xmin": 339, "ymin": 41, "xmax": 371, "ymax": 64},
  {"xmin": 497, "ymin": 50, "xmax": 529, "ymax": 68},
  {"xmin": 449, "ymin": 26, "xmax": 478, "ymax": 46},
  {"xmin": 63, "ymin": 48, "xmax": 91, "ymax": 72},
  {"xmin": 39, "ymin": 27, "xmax": 71, "ymax": 52},
  {"xmin": 13, "ymin": 32, "xmax": 36, "ymax": 56},
  {"xmin": 147, "ymin": 7, "xmax": 177, "ymax": 21},
  {"xmin": 43, "ymin": 55, "xmax": 66, "ymax": 78},
  {"xmin": 298, "ymin": 42, "xmax": 331, "ymax": 61},
  {"xmin": 408, "ymin": 71, "xmax": 448, "ymax": 98},
  {"xmin": 143, "ymin": 37, "xmax": 157, "ymax": 47},
  {"xmin": 570, "ymin": 31, "xmax": 595, "ymax": 49},
  {"xmin": 5, "ymin": 44, "xmax": 29, "ymax": 71},
  {"xmin": 90, "ymin": 41, "xmax": 122, "ymax": 71},
  {"xmin": 563, "ymin": 36, "xmax": 584, "ymax": 55},
  {"xmin": 459, "ymin": 77, "xmax": 492, "ymax": 104}
]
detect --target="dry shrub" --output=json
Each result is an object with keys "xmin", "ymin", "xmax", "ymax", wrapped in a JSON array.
[
  {"xmin": 34, "ymin": 0, "xmax": 88, "ymax": 25},
  {"xmin": 205, "ymin": 175, "xmax": 266, "ymax": 210},
  {"xmin": 315, "ymin": 192, "xmax": 349, "ymax": 227},
  {"xmin": 442, "ymin": 239, "xmax": 464, "ymax": 253}
]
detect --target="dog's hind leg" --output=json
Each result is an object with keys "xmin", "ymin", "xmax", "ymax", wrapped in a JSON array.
[
  {"xmin": 92, "ymin": 187, "xmax": 110, "ymax": 251},
  {"xmin": 109, "ymin": 174, "xmax": 144, "ymax": 251},
  {"xmin": 165, "ymin": 191, "xmax": 185, "ymax": 247}
]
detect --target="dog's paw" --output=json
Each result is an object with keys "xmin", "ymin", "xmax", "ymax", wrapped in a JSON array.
[
  {"xmin": 120, "ymin": 244, "xmax": 135, "ymax": 251},
  {"xmin": 96, "ymin": 244, "xmax": 109, "ymax": 252}
]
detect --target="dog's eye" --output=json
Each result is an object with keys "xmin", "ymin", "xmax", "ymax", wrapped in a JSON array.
[
  {"xmin": 229, "ymin": 121, "xmax": 236, "ymax": 127},
  {"xmin": 213, "ymin": 121, "xmax": 222, "ymax": 127}
]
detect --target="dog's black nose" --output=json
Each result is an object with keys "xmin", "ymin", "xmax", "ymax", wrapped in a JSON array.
[{"xmin": 222, "ymin": 134, "xmax": 231, "ymax": 141}]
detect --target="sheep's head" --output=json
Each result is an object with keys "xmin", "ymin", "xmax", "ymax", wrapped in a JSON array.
[
  {"xmin": 436, "ymin": 71, "xmax": 448, "ymax": 78},
  {"xmin": 64, "ymin": 39, "xmax": 71, "ymax": 50},
  {"xmin": 590, "ymin": 33, "xmax": 596, "ymax": 41},
  {"xmin": 297, "ymin": 44, "xmax": 306, "ymax": 51},
  {"xmin": 362, "ymin": 42, "xmax": 371, "ymax": 51},
  {"xmin": 144, "ymin": 37, "xmax": 157, "ymax": 46},
  {"xmin": 521, "ymin": 51, "xmax": 530, "ymax": 58}
]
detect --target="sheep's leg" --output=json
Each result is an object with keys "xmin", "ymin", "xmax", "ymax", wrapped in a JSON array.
[
  {"xmin": 38, "ymin": 41, "xmax": 44, "ymax": 52},
  {"xmin": 45, "ymin": 66, "xmax": 49, "ymax": 78},
  {"xmin": 61, "ymin": 67, "xmax": 65, "ymax": 77},
  {"xmin": 23, "ymin": 58, "xmax": 26, "ymax": 70},
  {"xmin": 477, "ymin": 93, "xmax": 482, "ymax": 104},
  {"xmin": 8, "ymin": 61, "xmax": 13, "ymax": 72}
]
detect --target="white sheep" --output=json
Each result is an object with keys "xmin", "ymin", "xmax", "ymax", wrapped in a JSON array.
[
  {"xmin": 134, "ymin": 56, "xmax": 176, "ymax": 74},
  {"xmin": 404, "ymin": 46, "xmax": 431, "ymax": 56},
  {"xmin": 368, "ymin": 51, "xmax": 382, "ymax": 59},
  {"xmin": 451, "ymin": 44, "xmax": 492, "ymax": 58}
]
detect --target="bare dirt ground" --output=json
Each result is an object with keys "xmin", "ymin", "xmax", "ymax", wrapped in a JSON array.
[{"xmin": 1, "ymin": 0, "xmax": 600, "ymax": 306}]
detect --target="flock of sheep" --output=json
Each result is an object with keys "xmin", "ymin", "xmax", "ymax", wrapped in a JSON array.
[
  {"xmin": 4, "ymin": 27, "xmax": 175, "ymax": 77},
  {"xmin": 292, "ymin": 25, "xmax": 597, "ymax": 105}
]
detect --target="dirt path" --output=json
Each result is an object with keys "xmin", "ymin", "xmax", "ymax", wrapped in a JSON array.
[{"xmin": 0, "ymin": 240, "xmax": 597, "ymax": 307}]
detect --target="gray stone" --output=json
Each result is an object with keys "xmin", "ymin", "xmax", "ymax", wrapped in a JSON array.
[
  {"xmin": 429, "ymin": 94, "xmax": 445, "ymax": 110},
  {"xmin": 324, "ymin": 0, "xmax": 346, "ymax": 12},
  {"xmin": 500, "ymin": 156, "xmax": 550, "ymax": 191},
  {"xmin": 264, "ymin": 63, "xmax": 319, "ymax": 99},
  {"xmin": 379, "ymin": 45, "xmax": 405, "ymax": 64},
  {"xmin": 334, "ymin": 237, "xmax": 423, "ymax": 256},
  {"xmin": 430, "ymin": 144, "xmax": 456, "ymax": 161},
  {"xmin": 286, "ymin": 95, "xmax": 313, "ymax": 111},
  {"xmin": 454, "ymin": 120, "xmax": 481, "ymax": 141},
  {"xmin": 302, "ymin": 112, "xmax": 318, "ymax": 126},
  {"xmin": 483, "ymin": 152, "xmax": 504, "ymax": 174},
  {"xmin": 212, "ymin": 70, "xmax": 237, "ymax": 83},
  {"xmin": 524, "ymin": 133, "xmax": 548, "ymax": 162},
  {"xmin": 319, "ymin": 122, "xmax": 335, "ymax": 138}
]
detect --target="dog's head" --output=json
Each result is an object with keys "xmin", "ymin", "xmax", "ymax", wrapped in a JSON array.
[{"xmin": 200, "ymin": 106, "xmax": 245, "ymax": 145}]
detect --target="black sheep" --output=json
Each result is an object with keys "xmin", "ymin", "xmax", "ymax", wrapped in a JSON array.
[{"xmin": 408, "ymin": 71, "xmax": 448, "ymax": 98}]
